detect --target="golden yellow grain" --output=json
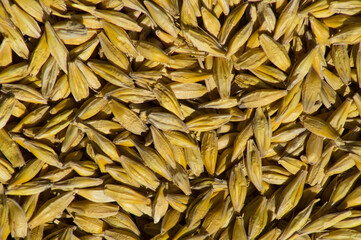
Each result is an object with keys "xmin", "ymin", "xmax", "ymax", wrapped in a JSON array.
[
  {"xmin": 279, "ymin": 199, "xmax": 320, "ymax": 240},
  {"xmin": 276, "ymin": 170, "xmax": 307, "ymax": 219},
  {"xmin": 73, "ymin": 215, "xmax": 106, "ymax": 234},
  {"xmin": 2, "ymin": 84, "xmax": 46, "ymax": 104},
  {"xmin": 259, "ymin": 33, "xmax": 291, "ymax": 72},
  {"xmin": 29, "ymin": 192, "xmax": 75, "ymax": 229},
  {"xmin": 3, "ymin": 0, "xmax": 361, "ymax": 238},
  {"xmin": 108, "ymin": 99, "xmax": 148, "ymax": 135},
  {"xmin": 300, "ymin": 115, "xmax": 341, "ymax": 141},
  {"xmin": 201, "ymin": 7, "xmax": 221, "ymax": 37},
  {"xmin": 67, "ymin": 200, "xmax": 119, "ymax": 218}
]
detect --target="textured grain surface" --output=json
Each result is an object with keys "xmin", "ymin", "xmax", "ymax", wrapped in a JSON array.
[{"xmin": 1, "ymin": 0, "xmax": 361, "ymax": 239}]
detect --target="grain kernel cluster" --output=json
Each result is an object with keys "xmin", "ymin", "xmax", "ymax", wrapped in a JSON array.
[{"xmin": 1, "ymin": 0, "xmax": 361, "ymax": 239}]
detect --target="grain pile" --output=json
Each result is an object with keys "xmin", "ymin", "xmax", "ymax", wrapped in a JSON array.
[{"xmin": 1, "ymin": 0, "xmax": 361, "ymax": 239}]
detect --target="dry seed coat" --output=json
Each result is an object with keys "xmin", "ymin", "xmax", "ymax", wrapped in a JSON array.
[{"xmin": 0, "ymin": 0, "xmax": 361, "ymax": 239}]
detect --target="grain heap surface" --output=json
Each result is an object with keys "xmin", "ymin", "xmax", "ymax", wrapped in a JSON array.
[{"xmin": 1, "ymin": 0, "xmax": 361, "ymax": 239}]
